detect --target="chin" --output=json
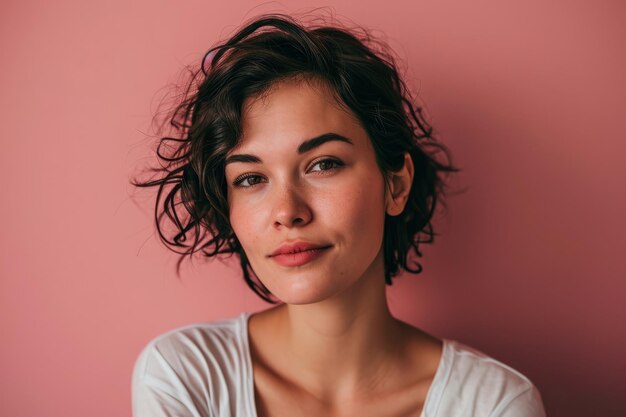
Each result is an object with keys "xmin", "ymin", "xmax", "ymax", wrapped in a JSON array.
[
  {"xmin": 267, "ymin": 279, "xmax": 350, "ymax": 306},
  {"xmin": 269, "ymin": 288, "xmax": 328, "ymax": 306},
  {"xmin": 275, "ymin": 294, "xmax": 333, "ymax": 306}
]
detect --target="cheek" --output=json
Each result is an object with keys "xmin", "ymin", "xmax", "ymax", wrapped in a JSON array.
[
  {"xmin": 332, "ymin": 169, "xmax": 387, "ymax": 245},
  {"xmin": 228, "ymin": 201, "xmax": 258, "ymax": 252}
]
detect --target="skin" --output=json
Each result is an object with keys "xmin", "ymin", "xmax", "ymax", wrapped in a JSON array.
[{"xmin": 225, "ymin": 78, "xmax": 442, "ymax": 416}]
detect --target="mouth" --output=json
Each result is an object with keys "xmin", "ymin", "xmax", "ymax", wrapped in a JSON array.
[
  {"xmin": 269, "ymin": 245, "xmax": 333, "ymax": 267},
  {"xmin": 271, "ymin": 245, "xmax": 332, "ymax": 256}
]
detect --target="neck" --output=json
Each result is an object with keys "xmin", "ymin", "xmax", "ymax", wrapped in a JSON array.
[{"xmin": 270, "ymin": 251, "xmax": 407, "ymax": 404}]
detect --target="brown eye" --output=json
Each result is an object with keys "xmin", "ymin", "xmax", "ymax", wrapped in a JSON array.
[
  {"xmin": 309, "ymin": 158, "xmax": 344, "ymax": 173},
  {"xmin": 233, "ymin": 174, "xmax": 264, "ymax": 188}
]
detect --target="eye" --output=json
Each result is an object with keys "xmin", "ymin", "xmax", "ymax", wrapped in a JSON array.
[
  {"xmin": 308, "ymin": 157, "xmax": 344, "ymax": 174},
  {"xmin": 232, "ymin": 173, "xmax": 264, "ymax": 188}
]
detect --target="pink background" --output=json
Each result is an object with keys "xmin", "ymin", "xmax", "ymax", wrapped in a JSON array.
[{"xmin": 1, "ymin": 1, "xmax": 624, "ymax": 416}]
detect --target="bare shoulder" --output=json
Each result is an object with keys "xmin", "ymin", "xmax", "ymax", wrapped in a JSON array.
[{"xmin": 396, "ymin": 318, "xmax": 444, "ymax": 379}]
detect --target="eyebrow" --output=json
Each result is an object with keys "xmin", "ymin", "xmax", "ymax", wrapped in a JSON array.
[{"xmin": 224, "ymin": 132, "xmax": 354, "ymax": 166}]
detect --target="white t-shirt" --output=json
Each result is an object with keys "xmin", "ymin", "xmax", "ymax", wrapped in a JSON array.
[{"xmin": 132, "ymin": 312, "xmax": 546, "ymax": 417}]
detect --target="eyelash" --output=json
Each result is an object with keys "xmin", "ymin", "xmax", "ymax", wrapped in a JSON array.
[{"xmin": 232, "ymin": 157, "xmax": 345, "ymax": 188}]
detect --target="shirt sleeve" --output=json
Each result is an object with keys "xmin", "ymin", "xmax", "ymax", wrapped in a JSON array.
[
  {"xmin": 131, "ymin": 343, "xmax": 208, "ymax": 417},
  {"xmin": 492, "ymin": 385, "xmax": 547, "ymax": 417}
]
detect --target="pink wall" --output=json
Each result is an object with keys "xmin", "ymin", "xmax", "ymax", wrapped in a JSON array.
[{"xmin": 1, "ymin": 0, "xmax": 624, "ymax": 415}]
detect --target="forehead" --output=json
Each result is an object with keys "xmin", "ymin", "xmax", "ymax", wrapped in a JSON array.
[
  {"xmin": 244, "ymin": 77, "xmax": 345, "ymax": 117},
  {"xmin": 236, "ymin": 78, "xmax": 363, "ymax": 148}
]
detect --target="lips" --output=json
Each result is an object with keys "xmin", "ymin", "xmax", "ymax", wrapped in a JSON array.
[
  {"xmin": 269, "ymin": 245, "xmax": 332, "ymax": 267},
  {"xmin": 269, "ymin": 241, "xmax": 332, "ymax": 257}
]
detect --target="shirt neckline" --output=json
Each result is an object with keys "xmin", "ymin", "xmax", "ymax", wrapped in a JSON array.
[{"xmin": 240, "ymin": 311, "xmax": 450, "ymax": 417}]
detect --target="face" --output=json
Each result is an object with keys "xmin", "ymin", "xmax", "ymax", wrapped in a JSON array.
[{"xmin": 225, "ymin": 79, "xmax": 391, "ymax": 305}]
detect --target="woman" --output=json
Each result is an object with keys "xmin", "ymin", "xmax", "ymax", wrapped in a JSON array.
[{"xmin": 131, "ymin": 13, "xmax": 546, "ymax": 417}]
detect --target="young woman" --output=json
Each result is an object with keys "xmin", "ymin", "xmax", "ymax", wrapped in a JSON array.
[{"xmin": 131, "ymin": 13, "xmax": 546, "ymax": 417}]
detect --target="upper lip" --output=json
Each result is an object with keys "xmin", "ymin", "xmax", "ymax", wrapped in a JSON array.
[{"xmin": 269, "ymin": 240, "xmax": 332, "ymax": 257}]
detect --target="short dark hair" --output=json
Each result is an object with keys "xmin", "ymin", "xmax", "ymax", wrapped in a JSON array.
[{"xmin": 132, "ymin": 13, "xmax": 460, "ymax": 304}]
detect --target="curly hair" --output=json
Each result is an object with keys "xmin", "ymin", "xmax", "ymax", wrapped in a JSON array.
[{"xmin": 132, "ymin": 13, "xmax": 459, "ymax": 304}]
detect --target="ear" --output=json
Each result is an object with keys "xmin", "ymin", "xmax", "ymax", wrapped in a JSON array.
[{"xmin": 385, "ymin": 152, "xmax": 414, "ymax": 216}]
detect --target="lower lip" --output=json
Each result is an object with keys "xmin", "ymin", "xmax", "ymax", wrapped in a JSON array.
[{"xmin": 270, "ymin": 246, "xmax": 332, "ymax": 267}]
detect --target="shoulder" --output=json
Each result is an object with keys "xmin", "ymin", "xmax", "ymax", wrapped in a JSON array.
[
  {"xmin": 425, "ymin": 340, "xmax": 546, "ymax": 417},
  {"xmin": 131, "ymin": 313, "xmax": 253, "ymax": 417},
  {"xmin": 134, "ymin": 313, "xmax": 247, "ymax": 378},
  {"xmin": 445, "ymin": 340, "xmax": 535, "ymax": 393}
]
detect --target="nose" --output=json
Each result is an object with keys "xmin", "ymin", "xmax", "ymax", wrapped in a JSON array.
[{"xmin": 270, "ymin": 183, "xmax": 313, "ymax": 229}]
